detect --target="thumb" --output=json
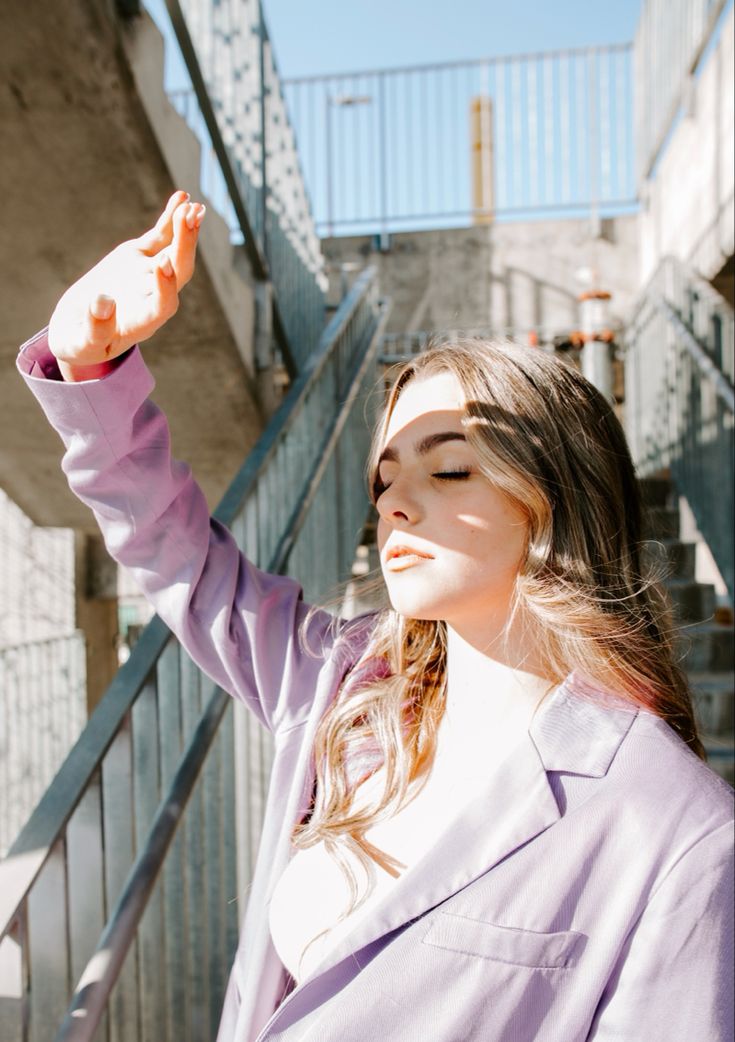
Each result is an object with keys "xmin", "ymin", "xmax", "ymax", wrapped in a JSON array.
[{"xmin": 90, "ymin": 294, "xmax": 116, "ymax": 321}]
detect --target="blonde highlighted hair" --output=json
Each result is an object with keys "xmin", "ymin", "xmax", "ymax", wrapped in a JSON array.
[{"xmin": 291, "ymin": 335, "xmax": 702, "ymax": 968}]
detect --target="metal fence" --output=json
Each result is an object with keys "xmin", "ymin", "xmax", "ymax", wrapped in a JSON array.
[
  {"xmin": 635, "ymin": 0, "xmax": 730, "ymax": 181},
  {"xmin": 625, "ymin": 254, "xmax": 735, "ymax": 601},
  {"xmin": 142, "ymin": 0, "xmax": 327, "ymax": 372},
  {"xmin": 282, "ymin": 45, "xmax": 636, "ymax": 237},
  {"xmin": 0, "ymin": 634, "xmax": 86, "ymax": 859},
  {"xmin": 0, "ymin": 268, "xmax": 388, "ymax": 1042}
]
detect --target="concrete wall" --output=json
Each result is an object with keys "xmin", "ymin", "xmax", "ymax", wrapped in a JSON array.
[
  {"xmin": 322, "ymin": 215, "xmax": 640, "ymax": 340},
  {"xmin": 0, "ymin": 0, "xmax": 266, "ymax": 533},
  {"xmin": 639, "ymin": 5, "xmax": 734, "ymax": 288}
]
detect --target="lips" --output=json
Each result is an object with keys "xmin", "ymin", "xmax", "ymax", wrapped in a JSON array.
[{"xmin": 385, "ymin": 544, "xmax": 434, "ymax": 563}]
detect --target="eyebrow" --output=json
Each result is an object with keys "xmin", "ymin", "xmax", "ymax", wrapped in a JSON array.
[{"xmin": 377, "ymin": 431, "xmax": 467, "ymax": 466}]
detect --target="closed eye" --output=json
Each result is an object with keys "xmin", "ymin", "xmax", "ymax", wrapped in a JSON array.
[
  {"xmin": 432, "ymin": 468, "xmax": 472, "ymax": 480},
  {"xmin": 372, "ymin": 467, "xmax": 472, "ymax": 500}
]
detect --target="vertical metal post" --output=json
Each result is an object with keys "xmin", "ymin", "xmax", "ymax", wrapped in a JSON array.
[
  {"xmin": 379, "ymin": 73, "xmax": 388, "ymax": 241},
  {"xmin": 325, "ymin": 92, "xmax": 334, "ymax": 238},
  {"xmin": 258, "ymin": 0, "xmax": 268, "ymax": 260},
  {"xmin": 587, "ymin": 48, "xmax": 600, "ymax": 234}
]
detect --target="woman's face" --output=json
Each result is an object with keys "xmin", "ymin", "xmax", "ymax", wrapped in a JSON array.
[{"xmin": 375, "ymin": 371, "xmax": 529, "ymax": 639}]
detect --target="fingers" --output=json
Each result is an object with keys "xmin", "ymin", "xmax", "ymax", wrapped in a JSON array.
[
  {"xmin": 168, "ymin": 201, "xmax": 206, "ymax": 288},
  {"xmin": 153, "ymin": 252, "xmax": 180, "ymax": 320},
  {"xmin": 137, "ymin": 190, "xmax": 190, "ymax": 256}
]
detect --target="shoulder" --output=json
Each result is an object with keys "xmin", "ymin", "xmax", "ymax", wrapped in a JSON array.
[
  {"xmin": 623, "ymin": 707, "xmax": 734, "ymax": 824},
  {"xmin": 598, "ymin": 702, "xmax": 734, "ymax": 882},
  {"xmin": 547, "ymin": 674, "xmax": 733, "ymax": 875}
]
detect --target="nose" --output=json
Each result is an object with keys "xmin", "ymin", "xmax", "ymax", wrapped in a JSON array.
[{"xmin": 376, "ymin": 473, "xmax": 422, "ymax": 526}]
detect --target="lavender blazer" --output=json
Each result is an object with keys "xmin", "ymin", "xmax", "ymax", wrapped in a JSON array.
[{"xmin": 18, "ymin": 330, "xmax": 735, "ymax": 1042}]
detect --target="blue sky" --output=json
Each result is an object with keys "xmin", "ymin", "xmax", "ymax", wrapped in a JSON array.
[
  {"xmin": 143, "ymin": 0, "xmax": 644, "ymax": 233},
  {"xmin": 262, "ymin": 0, "xmax": 643, "ymax": 79}
]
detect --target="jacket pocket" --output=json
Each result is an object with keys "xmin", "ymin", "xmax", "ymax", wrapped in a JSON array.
[{"xmin": 421, "ymin": 911, "xmax": 585, "ymax": 969}]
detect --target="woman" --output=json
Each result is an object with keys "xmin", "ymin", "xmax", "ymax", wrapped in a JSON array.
[{"xmin": 18, "ymin": 192, "xmax": 734, "ymax": 1041}]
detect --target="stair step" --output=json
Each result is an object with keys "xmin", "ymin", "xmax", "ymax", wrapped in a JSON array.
[
  {"xmin": 690, "ymin": 672, "xmax": 735, "ymax": 736},
  {"xmin": 642, "ymin": 506, "xmax": 680, "ymax": 540},
  {"xmin": 643, "ymin": 539, "xmax": 696, "ymax": 581},
  {"xmin": 678, "ymin": 621, "xmax": 735, "ymax": 672},
  {"xmin": 665, "ymin": 579, "xmax": 717, "ymax": 623}
]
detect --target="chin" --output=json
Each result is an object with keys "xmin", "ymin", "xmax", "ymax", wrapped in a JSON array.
[{"xmin": 385, "ymin": 592, "xmax": 446, "ymax": 621}]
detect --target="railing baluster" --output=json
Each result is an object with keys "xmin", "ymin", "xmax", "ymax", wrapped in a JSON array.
[
  {"xmin": 67, "ymin": 774, "xmax": 108, "ymax": 1042},
  {"xmin": 0, "ymin": 905, "xmax": 25, "ymax": 1042},
  {"xmin": 27, "ymin": 839, "xmax": 68, "ymax": 1042},
  {"xmin": 132, "ymin": 679, "xmax": 164, "ymax": 1042},
  {"xmin": 157, "ymin": 640, "xmax": 186, "ymax": 1042},
  {"xmin": 180, "ymin": 656, "xmax": 208, "ymax": 1042},
  {"xmin": 202, "ymin": 721, "xmax": 225, "ymax": 1041},
  {"xmin": 101, "ymin": 715, "xmax": 138, "ymax": 1042}
]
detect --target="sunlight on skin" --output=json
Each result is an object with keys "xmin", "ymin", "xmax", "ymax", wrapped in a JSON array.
[{"xmin": 375, "ymin": 371, "xmax": 555, "ymax": 728}]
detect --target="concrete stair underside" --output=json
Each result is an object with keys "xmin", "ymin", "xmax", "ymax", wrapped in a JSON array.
[{"xmin": 0, "ymin": 2, "xmax": 264, "ymax": 529}]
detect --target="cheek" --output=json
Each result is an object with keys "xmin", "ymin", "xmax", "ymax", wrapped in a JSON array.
[
  {"xmin": 376, "ymin": 517, "xmax": 388, "ymax": 553},
  {"xmin": 458, "ymin": 512, "xmax": 529, "ymax": 577}
]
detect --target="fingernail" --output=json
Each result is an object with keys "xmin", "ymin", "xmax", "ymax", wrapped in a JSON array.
[
  {"xmin": 91, "ymin": 294, "xmax": 115, "ymax": 320},
  {"xmin": 194, "ymin": 204, "xmax": 206, "ymax": 227},
  {"xmin": 159, "ymin": 255, "xmax": 174, "ymax": 278},
  {"xmin": 185, "ymin": 203, "xmax": 197, "ymax": 230}
]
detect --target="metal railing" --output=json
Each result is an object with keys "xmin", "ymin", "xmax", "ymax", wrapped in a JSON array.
[
  {"xmin": 635, "ymin": 0, "xmax": 730, "ymax": 182},
  {"xmin": 0, "ymin": 634, "xmax": 86, "ymax": 859},
  {"xmin": 379, "ymin": 328, "xmax": 564, "ymax": 366},
  {"xmin": 0, "ymin": 268, "xmax": 389, "ymax": 1042},
  {"xmin": 138, "ymin": 0, "xmax": 327, "ymax": 374},
  {"xmin": 281, "ymin": 45, "xmax": 636, "ymax": 237},
  {"xmin": 625, "ymin": 255, "xmax": 734, "ymax": 601}
]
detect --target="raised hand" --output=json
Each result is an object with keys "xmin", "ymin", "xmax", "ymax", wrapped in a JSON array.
[{"xmin": 48, "ymin": 191, "xmax": 206, "ymax": 380}]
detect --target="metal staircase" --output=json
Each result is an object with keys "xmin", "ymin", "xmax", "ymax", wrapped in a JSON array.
[
  {"xmin": 626, "ymin": 255, "xmax": 735, "ymax": 781},
  {"xmin": 0, "ymin": 269, "xmax": 389, "ymax": 1042}
]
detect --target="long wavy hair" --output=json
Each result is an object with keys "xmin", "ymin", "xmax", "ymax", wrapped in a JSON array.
[{"xmin": 290, "ymin": 334, "xmax": 702, "ymax": 970}]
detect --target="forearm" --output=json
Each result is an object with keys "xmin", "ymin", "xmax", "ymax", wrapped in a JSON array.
[{"xmin": 17, "ymin": 328, "xmax": 337, "ymax": 733}]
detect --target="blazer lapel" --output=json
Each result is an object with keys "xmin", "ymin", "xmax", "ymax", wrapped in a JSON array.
[{"xmin": 304, "ymin": 674, "xmax": 638, "ymax": 984}]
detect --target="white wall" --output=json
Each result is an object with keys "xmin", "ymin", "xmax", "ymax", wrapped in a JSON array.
[{"xmin": 639, "ymin": 5, "xmax": 734, "ymax": 285}]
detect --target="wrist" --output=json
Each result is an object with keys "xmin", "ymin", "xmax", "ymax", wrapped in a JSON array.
[{"xmin": 57, "ymin": 358, "xmax": 121, "ymax": 383}]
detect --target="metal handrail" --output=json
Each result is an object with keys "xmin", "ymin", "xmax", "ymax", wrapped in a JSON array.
[
  {"xmin": 0, "ymin": 268, "xmax": 388, "ymax": 1042},
  {"xmin": 283, "ymin": 41, "xmax": 633, "ymax": 84},
  {"xmin": 655, "ymin": 295, "xmax": 735, "ymax": 413},
  {"xmin": 53, "ymin": 683, "xmax": 229, "ymax": 1042},
  {"xmin": 126, "ymin": 0, "xmax": 327, "ymax": 374}
]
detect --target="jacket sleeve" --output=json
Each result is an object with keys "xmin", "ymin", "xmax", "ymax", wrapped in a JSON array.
[
  {"xmin": 16, "ymin": 328, "xmax": 341, "ymax": 735},
  {"xmin": 587, "ymin": 821, "xmax": 734, "ymax": 1041}
]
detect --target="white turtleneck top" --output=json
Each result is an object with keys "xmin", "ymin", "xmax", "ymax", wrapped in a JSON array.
[{"xmin": 269, "ymin": 687, "xmax": 549, "ymax": 984}]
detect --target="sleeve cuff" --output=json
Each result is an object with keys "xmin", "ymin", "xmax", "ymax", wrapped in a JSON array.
[{"xmin": 16, "ymin": 328, "xmax": 155, "ymax": 436}]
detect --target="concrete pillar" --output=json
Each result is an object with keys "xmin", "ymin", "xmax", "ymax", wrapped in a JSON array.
[{"xmin": 74, "ymin": 533, "xmax": 119, "ymax": 716}]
